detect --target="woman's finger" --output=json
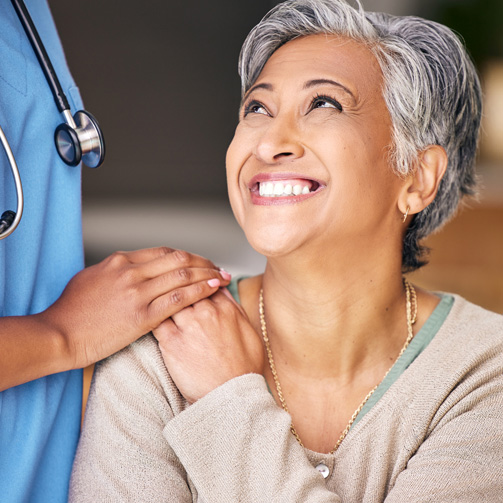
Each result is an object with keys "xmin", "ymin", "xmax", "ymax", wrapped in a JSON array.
[
  {"xmin": 211, "ymin": 288, "xmax": 247, "ymax": 316},
  {"xmin": 153, "ymin": 317, "xmax": 179, "ymax": 344},
  {"xmin": 217, "ymin": 287, "xmax": 240, "ymax": 305}
]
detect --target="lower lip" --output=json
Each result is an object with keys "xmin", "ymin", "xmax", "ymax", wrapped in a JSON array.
[{"xmin": 250, "ymin": 188, "xmax": 323, "ymax": 206}]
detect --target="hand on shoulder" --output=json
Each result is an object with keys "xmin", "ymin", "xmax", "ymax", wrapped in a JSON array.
[
  {"xmin": 42, "ymin": 246, "xmax": 230, "ymax": 370},
  {"xmin": 153, "ymin": 287, "xmax": 264, "ymax": 404}
]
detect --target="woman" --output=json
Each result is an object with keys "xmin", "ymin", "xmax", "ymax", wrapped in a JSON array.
[{"xmin": 70, "ymin": 0, "xmax": 503, "ymax": 501}]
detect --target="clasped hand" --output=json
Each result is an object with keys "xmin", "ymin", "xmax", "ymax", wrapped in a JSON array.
[
  {"xmin": 154, "ymin": 289, "xmax": 265, "ymax": 404},
  {"xmin": 41, "ymin": 247, "xmax": 230, "ymax": 370}
]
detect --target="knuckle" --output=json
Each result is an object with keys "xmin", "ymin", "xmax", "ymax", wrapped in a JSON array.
[
  {"xmin": 195, "ymin": 303, "xmax": 214, "ymax": 321},
  {"xmin": 169, "ymin": 289, "xmax": 184, "ymax": 307},
  {"xmin": 107, "ymin": 250, "xmax": 128, "ymax": 267},
  {"xmin": 176, "ymin": 267, "xmax": 191, "ymax": 282},
  {"xmin": 157, "ymin": 246, "xmax": 174, "ymax": 256},
  {"xmin": 172, "ymin": 249, "xmax": 190, "ymax": 265},
  {"xmin": 193, "ymin": 282, "xmax": 204, "ymax": 296}
]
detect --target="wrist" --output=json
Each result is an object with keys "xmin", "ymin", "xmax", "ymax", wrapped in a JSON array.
[
  {"xmin": 0, "ymin": 311, "xmax": 76, "ymax": 391},
  {"xmin": 35, "ymin": 308, "xmax": 77, "ymax": 372}
]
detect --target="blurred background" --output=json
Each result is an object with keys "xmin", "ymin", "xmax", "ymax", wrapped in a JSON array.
[{"xmin": 50, "ymin": 0, "xmax": 503, "ymax": 313}]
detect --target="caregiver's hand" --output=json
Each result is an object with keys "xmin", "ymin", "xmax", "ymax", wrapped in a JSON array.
[
  {"xmin": 48, "ymin": 247, "xmax": 231, "ymax": 368},
  {"xmin": 154, "ymin": 288, "xmax": 264, "ymax": 404},
  {"xmin": 0, "ymin": 247, "xmax": 229, "ymax": 391}
]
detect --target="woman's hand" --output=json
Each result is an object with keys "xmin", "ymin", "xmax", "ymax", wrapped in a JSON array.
[
  {"xmin": 42, "ymin": 247, "xmax": 230, "ymax": 370},
  {"xmin": 153, "ymin": 289, "xmax": 264, "ymax": 403}
]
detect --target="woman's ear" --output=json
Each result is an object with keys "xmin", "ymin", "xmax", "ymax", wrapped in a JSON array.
[{"xmin": 398, "ymin": 145, "xmax": 448, "ymax": 218}]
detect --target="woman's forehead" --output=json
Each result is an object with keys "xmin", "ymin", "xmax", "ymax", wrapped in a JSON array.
[
  {"xmin": 255, "ymin": 34, "xmax": 382, "ymax": 92},
  {"xmin": 253, "ymin": 34, "xmax": 384, "ymax": 99}
]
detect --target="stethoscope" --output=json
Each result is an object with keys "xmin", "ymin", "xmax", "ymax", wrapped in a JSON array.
[{"xmin": 0, "ymin": 0, "xmax": 106, "ymax": 240}]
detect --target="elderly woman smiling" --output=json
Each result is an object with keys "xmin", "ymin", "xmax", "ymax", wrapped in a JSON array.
[{"xmin": 70, "ymin": 0, "xmax": 503, "ymax": 501}]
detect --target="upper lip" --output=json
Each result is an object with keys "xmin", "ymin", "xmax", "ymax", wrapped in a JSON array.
[{"xmin": 247, "ymin": 172, "xmax": 326, "ymax": 190}]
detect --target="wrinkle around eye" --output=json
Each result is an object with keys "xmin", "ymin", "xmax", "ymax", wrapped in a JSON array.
[
  {"xmin": 309, "ymin": 95, "xmax": 343, "ymax": 113},
  {"xmin": 242, "ymin": 99, "xmax": 270, "ymax": 119}
]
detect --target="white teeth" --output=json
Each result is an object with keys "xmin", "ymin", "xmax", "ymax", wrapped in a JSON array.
[
  {"xmin": 258, "ymin": 181, "xmax": 314, "ymax": 197},
  {"xmin": 262, "ymin": 182, "xmax": 274, "ymax": 196},
  {"xmin": 273, "ymin": 183, "xmax": 284, "ymax": 196}
]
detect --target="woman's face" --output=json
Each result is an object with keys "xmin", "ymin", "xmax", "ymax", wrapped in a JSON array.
[{"xmin": 226, "ymin": 34, "xmax": 405, "ymax": 260}]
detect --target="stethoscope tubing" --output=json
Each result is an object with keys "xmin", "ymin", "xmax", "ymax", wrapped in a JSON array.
[
  {"xmin": 0, "ymin": 125, "xmax": 24, "ymax": 239},
  {"xmin": 0, "ymin": 0, "xmax": 105, "ymax": 239},
  {"xmin": 11, "ymin": 0, "xmax": 70, "ymax": 114}
]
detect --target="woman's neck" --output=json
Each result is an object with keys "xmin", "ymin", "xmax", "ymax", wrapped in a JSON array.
[
  {"xmin": 240, "ymin": 254, "xmax": 414, "ymax": 382},
  {"xmin": 237, "ymin": 250, "xmax": 441, "ymax": 454}
]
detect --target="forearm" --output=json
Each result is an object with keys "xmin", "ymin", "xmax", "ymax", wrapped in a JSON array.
[
  {"xmin": 0, "ymin": 246, "xmax": 230, "ymax": 392},
  {"xmin": 0, "ymin": 312, "xmax": 71, "ymax": 391},
  {"xmin": 70, "ymin": 336, "xmax": 194, "ymax": 502},
  {"xmin": 156, "ymin": 291, "xmax": 341, "ymax": 501},
  {"xmin": 164, "ymin": 374, "xmax": 342, "ymax": 503}
]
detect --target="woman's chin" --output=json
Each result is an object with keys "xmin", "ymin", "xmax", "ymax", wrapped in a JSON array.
[
  {"xmin": 233, "ymin": 208, "xmax": 322, "ymax": 259},
  {"xmin": 243, "ymin": 229, "xmax": 307, "ymax": 259}
]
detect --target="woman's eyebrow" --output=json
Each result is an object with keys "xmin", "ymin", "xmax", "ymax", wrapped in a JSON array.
[
  {"xmin": 304, "ymin": 78, "xmax": 356, "ymax": 100},
  {"xmin": 241, "ymin": 79, "xmax": 355, "ymax": 106},
  {"xmin": 242, "ymin": 83, "xmax": 273, "ymax": 104}
]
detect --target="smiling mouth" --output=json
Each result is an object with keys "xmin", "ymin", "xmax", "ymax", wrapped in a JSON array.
[{"xmin": 252, "ymin": 178, "xmax": 321, "ymax": 198}]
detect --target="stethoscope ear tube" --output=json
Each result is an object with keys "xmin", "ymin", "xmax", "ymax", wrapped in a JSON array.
[
  {"xmin": 12, "ymin": 0, "xmax": 106, "ymax": 169},
  {"xmin": 1, "ymin": 1, "xmax": 106, "ymax": 240},
  {"xmin": 0, "ymin": 125, "xmax": 23, "ymax": 239},
  {"xmin": 11, "ymin": 0, "xmax": 70, "ymax": 114}
]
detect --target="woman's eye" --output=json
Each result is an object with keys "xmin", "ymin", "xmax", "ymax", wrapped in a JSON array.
[
  {"xmin": 310, "ymin": 95, "xmax": 343, "ymax": 112},
  {"xmin": 243, "ymin": 100, "xmax": 269, "ymax": 117}
]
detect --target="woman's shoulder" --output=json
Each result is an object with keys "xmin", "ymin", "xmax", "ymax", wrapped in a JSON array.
[
  {"xmin": 409, "ymin": 294, "xmax": 503, "ymax": 389},
  {"xmin": 443, "ymin": 294, "xmax": 503, "ymax": 342},
  {"xmin": 94, "ymin": 333, "xmax": 189, "ymax": 417},
  {"xmin": 98, "ymin": 333, "xmax": 162, "ymax": 376},
  {"xmin": 74, "ymin": 335, "xmax": 194, "ymax": 500}
]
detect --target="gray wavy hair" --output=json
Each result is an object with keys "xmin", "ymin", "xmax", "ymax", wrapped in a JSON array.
[{"xmin": 238, "ymin": 0, "xmax": 482, "ymax": 271}]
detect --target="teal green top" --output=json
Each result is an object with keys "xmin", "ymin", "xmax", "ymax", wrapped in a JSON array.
[
  {"xmin": 226, "ymin": 278, "xmax": 454, "ymax": 428},
  {"xmin": 354, "ymin": 292, "xmax": 454, "ymax": 426}
]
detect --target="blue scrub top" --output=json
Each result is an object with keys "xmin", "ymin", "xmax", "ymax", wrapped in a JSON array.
[{"xmin": 0, "ymin": 1, "xmax": 84, "ymax": 501}]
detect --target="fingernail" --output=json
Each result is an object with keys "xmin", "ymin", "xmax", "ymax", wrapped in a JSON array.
[
  {"xmin": 207, "ymin": 278, "xmax": 221, "ymax": 288},
  {"xmin": 219, "ymin": 268, "xmax": 232, "ymax": 281}
]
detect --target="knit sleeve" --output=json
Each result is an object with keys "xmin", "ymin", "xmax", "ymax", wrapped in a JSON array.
[
  {"xmin": 384, "ymin": 349, "xmax": 503, "ymax": 502},
  {"xmin": 69, "ymin": 335, "xmax": 193, "ymax": 502},
  {"xmin": 164, "ymin": 374, "xmax": 343, "ymax": 502}
]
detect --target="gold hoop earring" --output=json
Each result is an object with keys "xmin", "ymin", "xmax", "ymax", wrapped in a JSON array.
[{"xmin": 402, "ymin": 205, "xmax": 410, "ymax": 223}]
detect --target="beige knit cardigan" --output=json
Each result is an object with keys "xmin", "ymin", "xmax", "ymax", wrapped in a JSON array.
[{"xmin": 70, "ymin": 295, "xmax": 503, "ymax": 502}]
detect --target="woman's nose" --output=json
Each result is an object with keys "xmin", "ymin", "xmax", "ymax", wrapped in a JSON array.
[{"xmin": 253, "ymin": 114, "xmax": 305, "ymax": 164}]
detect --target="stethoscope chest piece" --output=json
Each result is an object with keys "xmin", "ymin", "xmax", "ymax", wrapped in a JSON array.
[
  {"xmin": 0, "ymin": 0, "xmax": 107, "ymax": 239},
  {"xmin": 55, "ymin": 110, "xmax": 105, "ymax": 168}
]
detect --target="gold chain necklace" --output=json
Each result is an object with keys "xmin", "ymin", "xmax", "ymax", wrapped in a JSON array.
[{"xmin": 258, "ymin": 278, "xmax": 417, "ymax": 454}]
